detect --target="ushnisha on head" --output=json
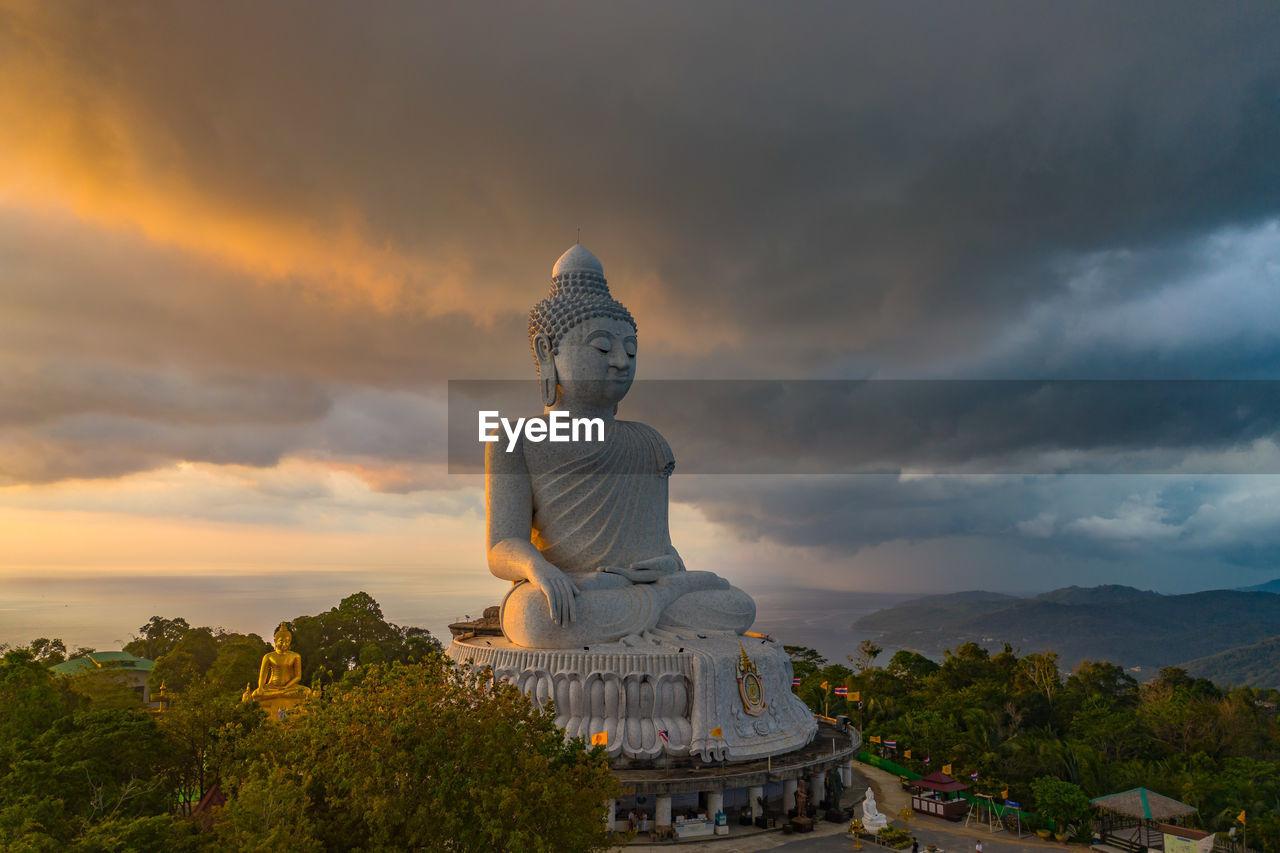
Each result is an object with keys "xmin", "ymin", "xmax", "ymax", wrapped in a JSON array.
[{"xmin": 529, "ymin": 245, "xmax": 638, "ymax": 409}]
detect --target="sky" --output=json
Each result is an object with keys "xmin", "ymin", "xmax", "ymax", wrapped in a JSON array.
[{"xmin": 2, "ymin": 2, "xmax": 1279, "ymax": 650}]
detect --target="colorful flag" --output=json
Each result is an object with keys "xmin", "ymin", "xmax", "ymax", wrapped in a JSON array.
[
  {"xmin": 710, "ymin": 726, "xmax": 723, "ymax": 738},
  {"xmin": 821, "ymin": 681, "xmax": 830, "ymax": 691},
  {"xmin": 904, "ymin": 749, "xmax": 912, "ymax": 759},
  {"xmin": 942, "ymin": 763, "xmax": 952, "ymax": 775},
  {"xmin": 792, "ymin": 677, "xmax": 802, "ymax": 686},
  {"xmin": 591, "ymin": 731, "xmax": 608, "ymax": 746},
  {"xmin": 923, "ymin": 756, "xmax": 930, "ymax": 764},
  {"xmin": 1002, "ymin": 788, "xmax": 1010, "ymax": 800},
  {"xmin": 856, "ymin": 700, "xmax": 863, "ymax": 710},
  {"xmin": 1238, "ymin": 811, "xmax": 1247, "ymax": 825},
  {"xmin": 658, "ymin": 729, "xmax": 670, "ymax": 743},
  {"xmin": 884, "ymin": 739, "xmax": 897, "ymax": 749},
  {"xmin": 850, "ymin": 691, "xmax": 861, "ymax": 702},
  {"xmin": 971, "ymin": 772, "xmax": 979, "ymax": 781},
  {"xmin": 869, "ymin": 735, "xmax": 882, "ymax": 743},
  {"xmin": 834, "ymin": 686, "xmax": 849, "ymax": 697}
]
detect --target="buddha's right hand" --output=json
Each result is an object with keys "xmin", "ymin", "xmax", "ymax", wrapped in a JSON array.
[{"xmin": 528, "ymin": 561, "xmax": 578, "ymax": 626}]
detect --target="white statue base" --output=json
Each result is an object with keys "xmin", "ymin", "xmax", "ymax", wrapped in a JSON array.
[{"xmin": 447, "ymin": 629, "xmax": 817, "ymax": 762}]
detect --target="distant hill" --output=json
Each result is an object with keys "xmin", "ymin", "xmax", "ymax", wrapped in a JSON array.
[
  {"xmin": 1181, "ymin": 636, "xmax": 1280, "ymax": 689},
  {"xmin": 1237, "ymin": 578, "xmax": 1280, "ymax": 594},
  {"xmin": 853, "ymin": 585, "xmax": 1280, "ymax": 680},
  {"xmin": 853, "ymin": 590, "xmax": 1019, "ymax": 634}
]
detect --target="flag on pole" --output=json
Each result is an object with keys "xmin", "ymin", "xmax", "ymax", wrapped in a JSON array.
[
  {"xmin": 834, "ymin": 686, "xmax": 849, "ymax": 697},
  {"xmin": 591, "ymin": 731, "xmax": 608, "ymax": 746},
  {"xmin": 869, "ymin": 735, "xmax": 882, "ymax": 744},
  {"xmin": 942, "ymin": 763, "xmax": 952, "ymax": 775},
  {"xmin": 904, "ymin": 749, "xmax": 912, "ymax": 759},
  {"xmin": 1002, "ymin": 788, "xmax": 1010, "ymax": 800},
  {"xmin": 792, "ymin": 677, "xmax": 802, "ymax": 686},
  {"xmin": 821, "ymin": 681, "xmax": 830, "ymax": 691},
  {"xmin": 971, "ymin": 772, "xmax": 979, "ymax": 781},
  {"xmin": 658, "ymin": 729, "xmax": 670, "ymax": 743},
  {"xmin": 856, "ymin": 700, "xmax": 863, "ymax": 710},
  {"xmin": 850, "ymin": 691, "xmax": 861, "ymax": 702},
  {"xmin": 884, "ymin": 739, "xmax": 897, "ymax": 749},
  {"xmin": 923, "ymin": 756, "xmax": 930, "ymax": 764},
  {"xmin": 1237, "ymin": 811, "xmax": 1246, "ymax": 825},
  {"xmin": 710, "ymin": 726, "xmax": 723, "ymax": 738}
]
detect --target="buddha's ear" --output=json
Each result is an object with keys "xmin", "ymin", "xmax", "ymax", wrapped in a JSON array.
[{"xmin": 534, "ymin": 333, "xmax": 558, "ymax": 407}]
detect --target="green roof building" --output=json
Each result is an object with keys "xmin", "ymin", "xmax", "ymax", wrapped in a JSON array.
[{"xmin": 51, "ymin": 651, "xmax": 155, "ymax": 704}]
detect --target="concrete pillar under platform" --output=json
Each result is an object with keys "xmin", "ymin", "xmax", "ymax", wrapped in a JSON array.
[
  {"xmin": 842, "ymin": 760, "xmax": 854, "ymax": 787},
  {"xmin": 604, "ymin": 798, "xmax": 615, "ymax": 830},
  {"xmin": 809, "ymin": 771, "xmax": 826, "ymax": 807},
  {"xmin": 783, "ymin": 778, "xmax": 798, "ymax": 812},
  {"xmin": 748, "ymin": 785, "xmax": 765, "ymax": 818},
  {"xmin": 706, "ymin": 789, "xmax": 724, "ymax": 819},
  {"xmin": 655, "ymin": 794, "xmax": 672, "ymax": 829}
]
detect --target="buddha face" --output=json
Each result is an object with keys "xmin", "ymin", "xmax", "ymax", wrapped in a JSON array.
[
  {"xmin": 274, "ymin": 627, "xmax": 292, "ymax": 653},
  {"xmin": 553, "ymin": 317, "xmax": 637, "ymax": 410}
]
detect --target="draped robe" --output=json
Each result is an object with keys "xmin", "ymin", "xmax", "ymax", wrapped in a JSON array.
[{"xmin": 529, "ymin": 420, "xmax": 676, "ymax": 573}]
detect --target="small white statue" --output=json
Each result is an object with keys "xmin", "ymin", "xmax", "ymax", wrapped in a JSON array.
[{"xmin": 861, "ymin": 788, "xmax": 888, "ymax": 831}]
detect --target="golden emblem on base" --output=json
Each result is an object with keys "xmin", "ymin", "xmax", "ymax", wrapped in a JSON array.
[{"xmin": 736, "ymin": 642, "xmax": 766, "ymax": 716}]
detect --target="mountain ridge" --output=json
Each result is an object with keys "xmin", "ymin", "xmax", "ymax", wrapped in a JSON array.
[{"xmin": 853, "ymin": 584, "xmax": 1280, "ymax": 686}]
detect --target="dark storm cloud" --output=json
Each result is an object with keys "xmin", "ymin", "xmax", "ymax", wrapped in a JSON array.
[
  {"xmin": 3, "ymin": 1, "xmax": 1280, "ymax": 591},
  {"xmin": 449, "ymin": 379, "xmax": 1280, "ymax": 473},
  {"xmin": 4, "ymin": 1, "xmax": 1278, "ymax": 372}
]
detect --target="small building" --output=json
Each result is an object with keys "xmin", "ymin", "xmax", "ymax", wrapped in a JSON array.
[{"xmin": 50, "ymin": 651, "xmax": 155, "ymax": 705}]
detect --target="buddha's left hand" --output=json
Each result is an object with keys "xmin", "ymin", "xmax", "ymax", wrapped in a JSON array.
[{"xmin": 605, "ymin": 554, "xmax": 683, "ymax": 583}]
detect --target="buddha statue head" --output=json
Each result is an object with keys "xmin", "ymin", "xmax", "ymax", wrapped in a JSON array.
[
  {"xmin": 529, "ymin": 245, "xmax": 637, "ymax": 410},
  {"xmin": 273, "ymin": 621, "xmax": 294, "ymax": 653}
]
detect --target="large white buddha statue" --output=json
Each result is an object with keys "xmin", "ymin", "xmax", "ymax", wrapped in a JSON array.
[
  {"xmin": 488, "ymin": 244, "xmax": 756, "ymax": 649},
  {"xmin": 450, "ymin": 244, "xmax": 817, "ymax": 764}
]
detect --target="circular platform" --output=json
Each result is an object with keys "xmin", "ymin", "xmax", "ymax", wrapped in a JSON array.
[{"xmin": 446, "ymin": 629, "xmax": 819, "ymax": 762}]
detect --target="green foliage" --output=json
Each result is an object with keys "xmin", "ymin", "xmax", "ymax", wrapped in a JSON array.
[
  {"xmin": 785, "ymin": 645, "xmax": 828, "ymax": 681},
  {"xmin": 1031, "ymin": 776, "xmax": 1090, "ymax": 831},
  {"xmin": 22, "ymin": 637, "xmax": 68, "ymax": 666},
  {"xmin": 216, "ymin": 658, "xmax": 620, "ymax": 852},
  {"xmin": 124, "ymin": 616, "xmax": 192, "ymax": 661},
  {"xmin": 203, "ymin": 634, "xmax": 272, "ymax": 695},
  {"xmin": 288, "ymin": 591, "xmax": 442, "ymax": 685},
  {"xmin": 876, "ymin": 824, "xmax": 913, "ymax": 847},
  {"xmin": 149, "ymin": 627, "xmax": 219, "ymax": 693},
  {"xmin": 794, "ymin": 642, "xmax": 1280, "ymax": 852},
  {"xmin": 67, "ymin": 669, "xmax": 147, "ymax": 709},
  {"xmin": 0, "ymin": 649, "xmax": 80, "ymax": 748}
]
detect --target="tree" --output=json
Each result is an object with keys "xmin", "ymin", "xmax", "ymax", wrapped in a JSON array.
[
  {"xmin": 288, "ymin": 592, "xmax": 441, "ymax": 683},
  {"xmin": 159, "ymin": 680, "xmax": 264, "ymax": 812},
  {"xmin": 24, "ymin": 637, "xmax": 68, "ymax": 665},
  {"xmin": 887, "ymin": 650, "xmax": 940, "ymax": 683},
  {"xmin": 1031, "ymin": 776, "xmax": 1091, "ymax": 834},
  {"xmin": 149, "ymin": 627, "xmax": 219, "ymax": 694},
  {"xmin": 217, "ymin": 658, "xmax": 619, "ymax": 852},
  {"xmin": 785, "ymin": 646, "xmax": 828, "ymax": 681},
  {"xmin": 0, "ymin": 649, "xmax": 79, "ymax": 749},
  {"xmin": 201, "ymin": 633, "xmax": 270, "ymax": 695},
  {"xmin": 850, "ymin": 640, "xmax": 884, "ymax": 674},
  {"xmin": 0, "ymin": 707, "xmax": 178, "ymax": 846},
  {"xmin": 124, "ymin": 616, "xmax": 192, "ymax": 661},
  {"xmin": 1019, "ymin": 652, "xmax": 1061, "ymax": 715}
]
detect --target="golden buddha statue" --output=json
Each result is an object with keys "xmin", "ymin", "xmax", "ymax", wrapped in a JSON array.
[{"xmin": 248, "ymin": 622, "xmax": 310, "ymax": 718}]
